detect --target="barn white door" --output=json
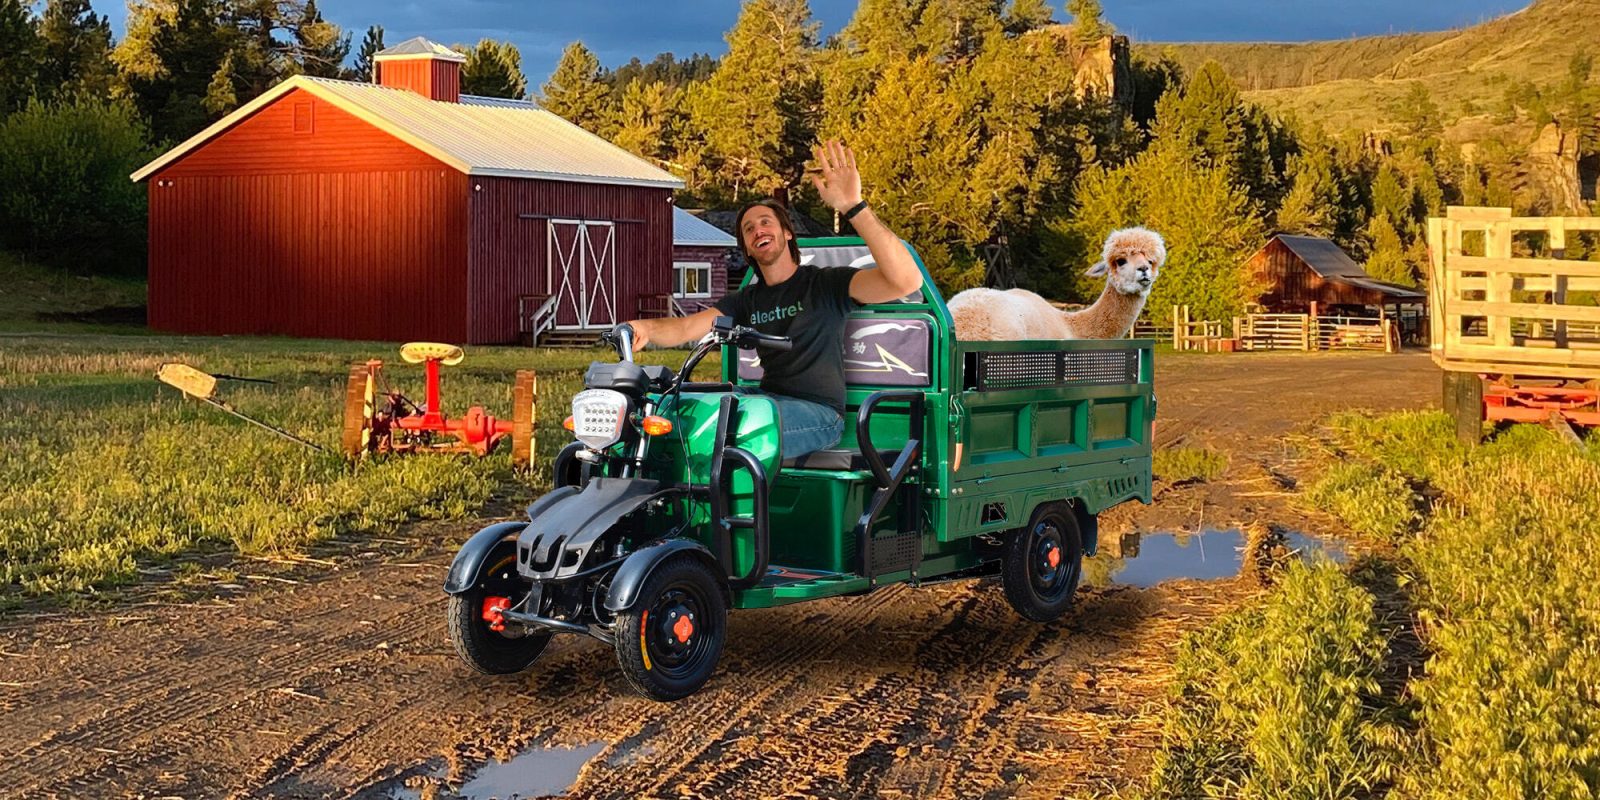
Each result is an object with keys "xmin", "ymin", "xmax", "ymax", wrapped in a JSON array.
[{"xmin": 547, "ymin": 220, "xmax": 617, "ymax": 329}]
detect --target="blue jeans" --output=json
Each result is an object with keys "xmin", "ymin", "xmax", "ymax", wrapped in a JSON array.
[{"xmin": 741, "ymin": 390, "xmax": 843, "ymax": 459}]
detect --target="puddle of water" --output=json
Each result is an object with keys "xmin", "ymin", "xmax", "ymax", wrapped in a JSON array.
[
  {"xmin": 455, "ymin": 741, "xmax": 606, "ymax": 800},
  {"xmin": 1088, "ymin": 528, "xmax": 1346, "ymax": 588}
]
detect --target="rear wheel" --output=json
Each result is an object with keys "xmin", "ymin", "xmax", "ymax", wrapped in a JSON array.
[
  {"xmin": 448, "ymin": 546, "xmax": 551, "ymax": 675},
  {"xmin": 999, "ymin": 503, "xmax": 1084, "ymax": 622},
  {"xmin": 613, "ymin": 555, "xmax": 727, "ymax": 702}
]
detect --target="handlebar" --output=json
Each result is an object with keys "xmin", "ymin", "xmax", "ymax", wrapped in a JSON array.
[
  {"xmin": 735, "ymin": 328, "xmax": 793, "ymax": 352},
  {"xmin": 599, "ymin": 323, "xmax": 636, "ymax": 363}
]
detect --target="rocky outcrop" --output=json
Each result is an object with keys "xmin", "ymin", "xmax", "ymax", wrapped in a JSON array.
[{"xmin": 1520, "ymin": 122, "xmax": 1585, "ymax": 213}]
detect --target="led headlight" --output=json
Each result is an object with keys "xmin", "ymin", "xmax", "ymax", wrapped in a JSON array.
[{"xmin": 570, "ymin": 389, "xmax": 628, "ymax": 450}]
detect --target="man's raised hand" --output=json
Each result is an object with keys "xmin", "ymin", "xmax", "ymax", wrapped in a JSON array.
[{"xmin": 810, "ymin": 139, "xmax": 863, "ymax": 214}]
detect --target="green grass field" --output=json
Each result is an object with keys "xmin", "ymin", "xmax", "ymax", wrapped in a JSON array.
[
  {"xmin": 1143, "ymin": 412, "xmax": 1600, "ymax": 797},
  {"xmin": 0, "ymin": 331, "xmax": 704, "ymax": 604}
]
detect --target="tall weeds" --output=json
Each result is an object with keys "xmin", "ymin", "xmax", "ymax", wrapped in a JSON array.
[{"xmin": 1146, "ymin": 411, "xmax": 1600, "ymax": 797}]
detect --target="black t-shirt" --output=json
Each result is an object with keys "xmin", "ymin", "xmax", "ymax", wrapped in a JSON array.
[{"xmin": 714, "ymin": 264, "xmax": 857, "ymax": 413}]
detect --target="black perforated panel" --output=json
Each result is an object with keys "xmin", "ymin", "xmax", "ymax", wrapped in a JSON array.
[{"xmin": 965, "ymin": 348, "xmax": 1139, "ymax": 391}]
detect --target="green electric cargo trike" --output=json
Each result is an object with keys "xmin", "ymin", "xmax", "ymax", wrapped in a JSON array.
[{"xmin": 443, "ymin": 238, "xmax": 1155, "ymax": 701}]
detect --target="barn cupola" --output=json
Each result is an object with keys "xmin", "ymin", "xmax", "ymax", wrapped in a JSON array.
[{"xmin": 372, "ymin": 37, "xmax": 466, "ymax": 103}]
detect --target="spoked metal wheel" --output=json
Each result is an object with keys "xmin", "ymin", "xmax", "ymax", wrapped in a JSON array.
[
  {"xmin": 999, "ymin": 503, "xmax": 1084, "ymax": 622},
  {"xmin": 448, "ymin": 546, "xmax": 551, "ymax": 675},
  {"xmin": 614, "ymin": 555, "xmax": 727, "ymax": 702}
]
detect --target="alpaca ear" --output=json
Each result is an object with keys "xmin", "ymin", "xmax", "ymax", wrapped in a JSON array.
[{"xmin": 1085, "ymin": 261, "xmax": 1108, "ymax": 277}]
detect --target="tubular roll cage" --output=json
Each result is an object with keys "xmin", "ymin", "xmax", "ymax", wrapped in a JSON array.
[{"xmin": 553, "ymin": 388, "xmax": 928, "ymax": 590}]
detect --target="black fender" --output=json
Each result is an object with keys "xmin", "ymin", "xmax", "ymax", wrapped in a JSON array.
[
  {"xmin": 442, "ymin": 486, "xmax": 580, "ymax": 595},
  {"xmin": 443, "ymin": 520, "xmax": 529, "ymax": 595},
  {"xmin": 603, "ymin": 539, "xmax": 727, "ymax": 613}
]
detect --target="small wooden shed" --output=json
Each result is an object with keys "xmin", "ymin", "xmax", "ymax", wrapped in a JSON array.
[
  {"xmin": 668, "ymin": 208, "xmax": 736, "ymax": 316},
  {"xmin": 1247, "ymin": 234, "xmax": 1426, "ymax": 314},
  {"xmin": 131, "ymin": 37, "xmax": 684, "ymax": 345}
]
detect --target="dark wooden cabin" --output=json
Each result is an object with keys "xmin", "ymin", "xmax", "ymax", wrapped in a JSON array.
[{"xmin": 1247, "ymin": 234, "xmax": 1425, "ymax": 314}]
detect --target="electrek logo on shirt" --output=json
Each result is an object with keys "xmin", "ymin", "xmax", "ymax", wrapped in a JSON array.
[{"xmin": 750, "ymin": 301, "xmax": 804, "ymax": 325}]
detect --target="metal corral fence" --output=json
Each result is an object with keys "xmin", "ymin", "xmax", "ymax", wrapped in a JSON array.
[{"xmin": 1236, "ymin": 313, "xmax": 1400, "ymax": 352}]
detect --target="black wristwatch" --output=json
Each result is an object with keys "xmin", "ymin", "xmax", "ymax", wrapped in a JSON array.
[{"xmin": 842, "ymin": 200, "xmax": 869, "ymax": 222}]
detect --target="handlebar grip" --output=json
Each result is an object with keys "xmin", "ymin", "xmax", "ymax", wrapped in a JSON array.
[{"xmin": 757, "ymin": 335, "xmax": 794, "ymax": 352}]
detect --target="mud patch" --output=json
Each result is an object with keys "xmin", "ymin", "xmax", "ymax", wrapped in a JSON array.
[
  {"xmin": 454, "ymin": 741, "xmax": 604, "ymax": 799},
  {"xmin": 1089, "ymin": 529, "xmax": 1346, "ymax": 587}
]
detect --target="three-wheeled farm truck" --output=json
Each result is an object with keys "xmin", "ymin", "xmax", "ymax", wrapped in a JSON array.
[{"xmin": 443, "ymin": 238, "xmax": 1156, "ymax": 701}]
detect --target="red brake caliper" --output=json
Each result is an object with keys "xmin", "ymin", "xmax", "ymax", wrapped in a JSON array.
[{"xmin": 481, "ymin": 596, "xmax": 511, "ymax": 632}]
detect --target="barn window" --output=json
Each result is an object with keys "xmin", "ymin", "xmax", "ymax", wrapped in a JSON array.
[
  {"xmin": 293, "ymin": 101, "xmax": 313, "ymax": 134},
  {"xmin": 674, "ymin": 261, "xmax": 712, "ymax": 298}
]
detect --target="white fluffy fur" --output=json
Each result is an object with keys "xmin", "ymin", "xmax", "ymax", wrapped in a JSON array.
[{"xmin": 948, "ymin": 227, "xmax": 1165, "ymax": 340}]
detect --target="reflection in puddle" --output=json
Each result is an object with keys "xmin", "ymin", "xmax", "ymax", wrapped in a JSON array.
[
  {"xmin": 455, "ymin": 741, "xmax": 605, "ymax": 800},
  {"xmin": 1086, "ymin": 529, "xmax": 1346, "ymax": 588}
]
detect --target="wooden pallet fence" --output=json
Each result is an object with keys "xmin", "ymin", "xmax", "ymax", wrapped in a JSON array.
[{"xmin": 1428, "ymin": 206, "xmax": 1600, "ymax": 380}]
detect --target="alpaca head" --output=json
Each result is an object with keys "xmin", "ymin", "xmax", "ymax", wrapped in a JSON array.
[{"xmin": 1085, "ymin": 227, "xmax": 1165, "ymax": 298}]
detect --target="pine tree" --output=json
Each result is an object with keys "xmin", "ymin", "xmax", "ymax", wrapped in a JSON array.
[
  {"xmin": 688, "ymin": 0, "xmax": 820, "ymax": 200},
  {"xmin": 1066, "ymin": 134, "xmax": 1266, "ymax": 320},
  {"xmin": 613, "ymin": 79, "xmax": 683, "ymax": 163},
  {"xmin": 539, "ymin": 41, "xmax": 612, "ymax": 128},
  {"xmin": 1370, "ymin": 163, "xmax": 1411, "ymax": 230},
  {"xmin": 352, "ymin": 24, "xmax": 382, "ymax": 82},
  {"xmin": 914, "ymin": 0, "xmax": 1002, "ymax": 62},
  {"xmin": 36, "ymin": 0, "xmax": 115, "ymax": 99},
  {"xmin": 0, "ymin": 0, "xmax": 39, "ymax": 113},
  {"xmin": 461, "ymin": 39, "xmax": 528, "ymax": 100},
  {"xmin": 1066, "ymin": 0, "xmax": 1110, "ymax": 44},
  {"xmin": 291, "ymin": 0, "xmax": 349, "ymax": 78},
  {"xmin": 116, "ymin": 0, "xmax": 231, "ymax": 141},
  {"xmin": 1003, "ymin": 0, "xmax": 1054, "ymax": 34},
  {"xmin": 1364, "ymin": 214, "xmax": 1414, "ymax": 286},
  {"xmin": 1276, "ymin": 148, "xmax": 1339, "ymax": 237}
]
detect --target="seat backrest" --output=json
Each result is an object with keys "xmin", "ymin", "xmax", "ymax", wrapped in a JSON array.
[{"xmin": 737, "ymin": 315, "xmax": 933, "ymax": 389}]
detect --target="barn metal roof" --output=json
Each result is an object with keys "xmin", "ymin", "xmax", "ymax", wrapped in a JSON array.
[
  {"xmin": 374, "ymin": 36, "xmax": 466, "ymax": 62},
  {"xmin": 1270, "ymin": 234, "xmax": 1425, "ymax": 299},
  {"xmin": 673, "ymin": 208, "xmax": 735, "ymax": 247},
  {"xmin": 130, "ymin": 76, "xmax": 684, "ymax": 189}
]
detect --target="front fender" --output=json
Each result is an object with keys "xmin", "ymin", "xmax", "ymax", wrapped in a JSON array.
[
  {"xmin": 603, "ymin": 539, "xmax": 726, "ymax": 613},
  {"xmin": 442, "ymin": 486, "xmax": 582, "ymax": 595},
  {"xmin": 443, "ymin": 520, "xmax": 528, "ymax": 595}
]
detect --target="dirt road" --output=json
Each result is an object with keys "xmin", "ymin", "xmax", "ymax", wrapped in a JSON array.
[{"xmin": 0, "ymin": 352, "xmax": 1437, "ymax": 799}]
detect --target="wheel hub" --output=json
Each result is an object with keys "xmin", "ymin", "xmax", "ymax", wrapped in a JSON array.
[
  {"xmin": 1032, "ymin": 523, "xmax": 1066, "ymax": 592},
  {"xmin": 653, "ymin": 594, "xmax": 700, "ymax": 662}
]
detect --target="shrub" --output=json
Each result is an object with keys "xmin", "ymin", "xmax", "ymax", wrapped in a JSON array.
[
  {"xmin": 1147, "ymin": 560, "xmax": 1401, "ymax": 798},
  {"xmin": 1304, "ymin": 460, "xmax": 1419, "ymax": 543},
  {"xmin": 1153, "ymin": 445, "xmax": 1229, "ymax": 483},
  {"xmin": 0, "ymin": 95, "xmax": 154, "ymax": 274}
]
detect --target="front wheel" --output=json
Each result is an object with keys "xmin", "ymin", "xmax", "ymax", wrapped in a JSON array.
[
  {"xmin": 999, "ymin": 503, "xmax": 1084, "ymax": 622},
  {"xmin": 613, "ymin": 555, "xmax": 727, "ymax": 702},
  {"xmin": 448, "ymin": 547, "xmax": 551, "ymax": 674}
]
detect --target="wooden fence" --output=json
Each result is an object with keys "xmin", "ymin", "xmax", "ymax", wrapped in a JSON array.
[{"xmin": 1427, "ymin": 206, "xmax": 1600, "ymax": 380}]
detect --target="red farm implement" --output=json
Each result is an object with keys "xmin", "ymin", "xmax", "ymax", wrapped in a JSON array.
[{"xmin": 342, "ymin": 342, "xmax": 538, "ymax": 467}]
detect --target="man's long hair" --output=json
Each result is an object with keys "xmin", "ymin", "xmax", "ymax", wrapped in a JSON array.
[{"xmin": 734, "ymin": 199, "xmax": 803, "ymax": 270}]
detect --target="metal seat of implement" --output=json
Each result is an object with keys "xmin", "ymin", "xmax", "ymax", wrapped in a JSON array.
[{"xmin": 399, "ymin": 342, "xmax": 465, "ymax": 365}]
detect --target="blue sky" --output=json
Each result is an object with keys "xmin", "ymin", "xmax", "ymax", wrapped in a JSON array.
[{"xmin": 105, "ymin": 0, "xmax": 1533, "ymax": 89}]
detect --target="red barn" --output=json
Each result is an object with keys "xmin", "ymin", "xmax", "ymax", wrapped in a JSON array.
[{"xmin": 131, "ymin": 37, "xmax": 684, "ymax": 345}]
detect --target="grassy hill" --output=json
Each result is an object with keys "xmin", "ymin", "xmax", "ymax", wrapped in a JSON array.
[
  {"xmin": 1139, "ymin": 0, "xmax": 1593, "ymax": 135},
  {"xmin": 0, "ymin": 252, "xmax": 147, "ymax": 333}
]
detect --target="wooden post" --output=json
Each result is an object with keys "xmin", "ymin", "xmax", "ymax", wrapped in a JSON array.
[
  {"xmin": 1550, "ymin": 216, "xmax": 1568, "ymax": 349},
  {"xmin": 1301, "ymin": 313, "xmax": 1311, "ymax": 351},
  {"xmin": 1486, "ymin": 218, "xmax": 1513, "ymax": 347},
  {"xmin": 1426, "ymin": 218, "xmax": 1444, "ymax": 352},
  {"xmin": 1443, "ymin": 370, "xmax": 1483, "ymax": 446}
]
